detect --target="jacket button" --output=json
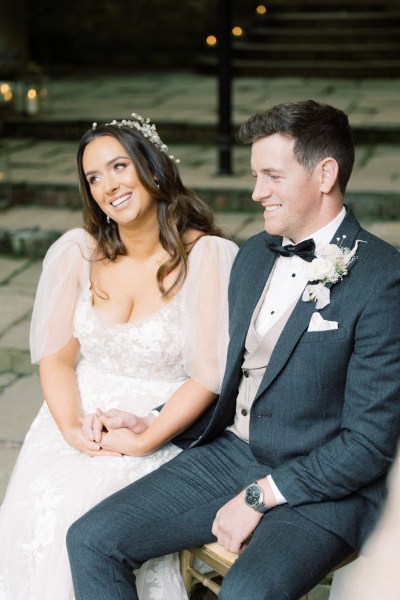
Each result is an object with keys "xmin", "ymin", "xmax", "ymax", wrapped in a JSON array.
[
  {"xmin": 243, "ymin": 370, "xmax": 249, "ymax": 378},
  {"xmin": 241, "ymin": 408, "xmax": 248, "ymax": 416}
]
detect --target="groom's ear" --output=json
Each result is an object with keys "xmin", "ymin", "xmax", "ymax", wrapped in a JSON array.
[{"xmin": 319, "ymin": 158, "xmax": 339, "ymax": 194}]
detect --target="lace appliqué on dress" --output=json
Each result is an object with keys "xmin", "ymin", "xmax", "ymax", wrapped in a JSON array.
[{"xmin": 0, "ymin": 294, "xmax": 189, "ymax": 600}]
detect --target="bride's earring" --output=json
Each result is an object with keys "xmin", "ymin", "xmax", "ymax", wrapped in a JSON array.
[{"xmin": 106, "ymin": 215, "xmax": 111, "ymax": 224}]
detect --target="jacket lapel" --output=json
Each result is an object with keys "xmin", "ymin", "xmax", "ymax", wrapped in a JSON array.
[
  {"xmin": 255, "ymin": 295, "xmax": 316, "ymax": 397},
  {"xmin": 328, "ymin": 206, "xmax": 362, "ymax": 276},
  {"xmin": 254, "ymin": 207, "xmax": 362, "ymax": 399}
]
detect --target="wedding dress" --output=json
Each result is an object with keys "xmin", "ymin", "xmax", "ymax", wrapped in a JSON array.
[{"xmin": 0, "ymin": 229, "xmax": 237, "ymax": 600}]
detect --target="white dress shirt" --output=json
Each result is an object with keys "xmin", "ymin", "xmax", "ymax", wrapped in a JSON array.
[{"xmin": 256, "ymin": 207, "xmax": 346, "ymax": 337}]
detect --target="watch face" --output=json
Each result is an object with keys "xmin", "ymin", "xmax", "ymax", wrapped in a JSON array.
[{"xmin": 245, "ymin": 484, "xmax": 261, "ymax": 507}]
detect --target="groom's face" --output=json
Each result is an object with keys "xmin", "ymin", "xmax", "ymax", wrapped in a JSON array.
[{"xmin": 250, "ymin": 133, "xmax": 324, "ymax": 243}]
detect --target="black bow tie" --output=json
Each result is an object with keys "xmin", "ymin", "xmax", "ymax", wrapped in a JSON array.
[{"xmin": 266, "ymin": 238, "xmax": 316, "ymax": 262}]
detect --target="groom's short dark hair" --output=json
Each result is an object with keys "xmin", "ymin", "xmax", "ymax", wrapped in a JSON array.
[{"xmin": 238, "ymin": 99, "xmax": 355, "ymax": 194}]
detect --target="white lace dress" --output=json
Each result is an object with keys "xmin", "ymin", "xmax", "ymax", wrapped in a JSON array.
[{"xmin": 0, "ymin": 229, "xmax": 238, "ymax": 600}]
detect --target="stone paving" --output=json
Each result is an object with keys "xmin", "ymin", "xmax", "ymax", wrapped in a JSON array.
[
  {"xmin": 3, "ymin": 137, "xmax": 400, "ymax": 198},
  {"xmin": 6, "ymin": 71, "xmax": 400, "ymax": 129},
  {"xmin": 1, "ymin": 70, "xmax": 400, "ymax": 599}
]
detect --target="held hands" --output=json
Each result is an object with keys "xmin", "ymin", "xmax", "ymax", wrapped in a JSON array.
[
  {"xmin": 82, "ymin": 409, "xmax": 157, "ymax": 456},
  {"xmin": 99, "ymin": 408, "xmax": 156, "ymax": 433},
  {"xmin": 82, "ymin": 411, "xmax": 104, "ymax": 444},
  {"xmin": 64, "ymin": 424, "xmax": 122, "ymax": 458}
]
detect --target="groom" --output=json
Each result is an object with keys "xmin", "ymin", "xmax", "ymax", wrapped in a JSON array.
[{"xmin": 67, "ymin": 100, "xmax": 400, "ymax": 599}]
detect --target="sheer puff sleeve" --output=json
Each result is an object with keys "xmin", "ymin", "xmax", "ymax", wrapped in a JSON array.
[
  {"xmin": 181, "ymin": 235, "xmax": 238, "ymax": 394},
  {"xmin": 30, "ymin": 228, "xmax": 92, "ymax": 364}
]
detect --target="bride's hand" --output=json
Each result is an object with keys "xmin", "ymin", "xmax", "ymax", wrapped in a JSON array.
[
  {"xmin": 97, "ymin": 408, "xmax": 156, "ymax": 433},
  {"xmin": 82, "ymin": 412, "xmax": 104, "ymax": 443},
  {"xmin": 64, "ymin": 425, "xmax": 122, "ymax": 458}
]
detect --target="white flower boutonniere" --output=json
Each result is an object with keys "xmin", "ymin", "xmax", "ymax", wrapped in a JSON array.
[{"xmin": 302, "ymin": 236, "xmax": 366, "ymax": 309}]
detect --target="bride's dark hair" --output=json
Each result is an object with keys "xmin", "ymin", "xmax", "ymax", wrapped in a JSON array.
[{"xmin": 77, "ymin": 125, "xmax": 227, "ymax": 295}]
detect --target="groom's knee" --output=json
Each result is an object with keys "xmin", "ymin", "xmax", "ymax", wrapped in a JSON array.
[
  {"xmin": 66, "ymin": 514, "xmax": 94, "ymax": 563},
  {"xmin": 66, "ymin": 506, "xmax": 112, "ymax": 566},
  {"xmin": 219, "ymin": 557, "xmax": 301, "ymax": 600},
  {"xmin": 220, "ymin": 571, "xmax": 293, "ymax": 600}
]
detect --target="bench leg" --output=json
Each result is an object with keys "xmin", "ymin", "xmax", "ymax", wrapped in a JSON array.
[{"xmin": 179, "ymin": 550, "xmax": 194, "ymax": 594}]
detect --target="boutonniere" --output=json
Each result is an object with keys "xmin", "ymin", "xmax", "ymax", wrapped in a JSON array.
[{"xmin": 302, "ymin": 236, "xmax": 367, "ymax": 309}]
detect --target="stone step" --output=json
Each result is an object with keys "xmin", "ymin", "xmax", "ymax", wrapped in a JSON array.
[
  {"xmin": 2, "ymin": 205, "xmax": 400, "ymax": 260},
  {"xmin": 198, "ymin": 56, "xmax": 400, "ymax": 80},
  {"xmin": 249, "ymin": 26, "xmax": 400, "ymax": 43},
  {"xmin": 2, "ymin": 139, "xmax": 400, "ymax": 223},
  {"xmin": 254, "ymin": 9, "xmax": 400, "ymax": 26},
  {"xmin": 1, "ymin": 118, "xmax": 216, "ymax": 144},
  {"xmin": 234, "ymin": 41, "xmax": 400, "ymax": 61},
  {"xmin": 0, "ymin": 207, "xmax": 265, "ymax": 258},
  {"xmin": 201, "ymin": 3, "xmax": 400, "ymax": 79},
  {"xmin": 260, "ymin": 0, "xmax": 398, "ymax": 7},
  {"xmin": 2, "ymin": 117, "xmax": 400, "ymax": 145}
]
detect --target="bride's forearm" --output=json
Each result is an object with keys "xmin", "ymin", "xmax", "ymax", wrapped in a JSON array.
[
  {"xmin": 132, "ymin": 378, "xmax": 217, "ymax": 455},
  {"xmin": 41, "ymin": 345, "xmax": 122, "ymax": 457},
  {"xmin": 39, "ymin": 338, "xmax": 83, "ymax": 437}
]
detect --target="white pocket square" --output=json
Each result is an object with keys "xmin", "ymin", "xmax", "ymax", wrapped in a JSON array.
[{"xmin": 307, "ymin": 312, "xmax": 338, "ymax": 332}]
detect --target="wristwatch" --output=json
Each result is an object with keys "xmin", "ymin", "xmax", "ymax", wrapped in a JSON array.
[{"xmin": 244, "ymin": 481, "xmax": 271, "ymax": 514}]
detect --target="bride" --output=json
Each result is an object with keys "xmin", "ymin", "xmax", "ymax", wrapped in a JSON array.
[{"xmin": 0, "ymin": 114, "xmax": 238, "ymax": 599}]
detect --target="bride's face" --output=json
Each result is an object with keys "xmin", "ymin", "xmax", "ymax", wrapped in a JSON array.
[{"xmin": 82, "ymin": 135, "xmax": 157, "ymax": 228}]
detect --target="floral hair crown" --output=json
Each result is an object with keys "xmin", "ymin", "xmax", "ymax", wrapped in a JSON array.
[{"xmin": 92, "ymin": 113, "xmax": 180, "ymax": 163}]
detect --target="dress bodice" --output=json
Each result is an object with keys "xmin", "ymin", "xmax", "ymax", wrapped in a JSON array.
[{"xmin": 74, "ymin": 291, "xmax": 186, "ymax": 381}]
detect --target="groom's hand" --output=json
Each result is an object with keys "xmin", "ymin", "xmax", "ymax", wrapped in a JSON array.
[
  {"xmin": 212, "ymin": 493, "xmax": 263, "ymax": 554},
  {"xmin": 82, "ymin": 409, "xmax": 156, "ymax": 444},
  {"xmin": 212, "ymin": 478, "xmax": 277, "ymax": 554},
  {"xmin": 100, "ymin": 408, "xmax": 156, "ymax": 433}
]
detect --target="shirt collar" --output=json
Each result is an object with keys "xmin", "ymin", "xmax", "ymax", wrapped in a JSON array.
[{"xmin": 283, "ymin": 206, "xmax": 346, "ymax": 253}]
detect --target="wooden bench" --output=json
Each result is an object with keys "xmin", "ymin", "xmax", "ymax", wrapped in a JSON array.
[{"xmin": 180, "ymin": 542, "xmax": 357, "ymax": 598}]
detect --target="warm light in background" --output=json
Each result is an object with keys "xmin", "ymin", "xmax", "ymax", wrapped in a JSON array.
[
  {"xmin": 206, "ymin": 35, "xmax": 217, "ymax": 46},
  {"xmin": 27, "ymin": 88, "xmax": 37, "ymax": 100},
  {"xmin": 256, "ymin": 5, "xmax": 267, "ymax": 14},
  {"xmin": 232, "ymin": 26, "xmax": 243, "ymax": 36},
  {"xmin": 0, "ymin": 83, "xmax": 13, "ymax": 102},
  {"xmin": 26, "ymin": 88, "xmax": 39, "ymax": 115},
  {"xmin": 0, "ymin": 172, "xmax": 4, "ymax": 181}
]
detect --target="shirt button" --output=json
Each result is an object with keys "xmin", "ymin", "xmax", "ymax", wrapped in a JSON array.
[
  {"xmin": 241, "ymin": 409, "xmax": 248, "ymax": 416},
  {"xmin": 243, "ymin": 370, "xmax": 249, "ymax": 378}
]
